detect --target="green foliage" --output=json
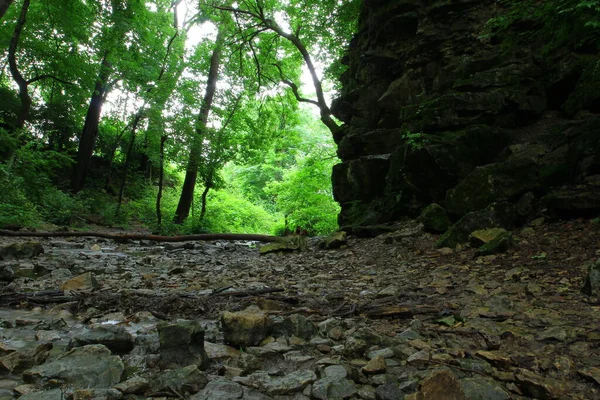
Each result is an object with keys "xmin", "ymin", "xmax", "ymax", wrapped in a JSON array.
[
  {"xmin": 192, "ymin": 190, "xmax": 280, "ymax": 234},
  {"xmin": 402, "ymin": 130, "xmax": 428, "ymax": 151},
  {"xmin": 266, "ymin": 152, "xmax": 339, "ymax": 236}
]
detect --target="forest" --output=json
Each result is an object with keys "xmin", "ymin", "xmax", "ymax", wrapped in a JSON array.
[{"xmin": 0, "ymin": 0, "xmax": 358, "ymax": 236}]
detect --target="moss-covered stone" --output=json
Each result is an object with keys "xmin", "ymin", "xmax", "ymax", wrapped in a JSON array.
[
  {"xmin": 418, "ymin": 203, "xmax": 451, "ymax": 233},
  {"xmin": 435, "ymin": 202, "xmax": 519, "ymax": 248},
  {"xmin": 469, "ymin": 228, "xmax": 507, "ymax": 247},
  {"xmin": 445, "ymin": 155, "xmax": 539, "ymax": 216},
  {"xmin": 475, "ymin": 231, "xmax": 514, "ymax": 256}
]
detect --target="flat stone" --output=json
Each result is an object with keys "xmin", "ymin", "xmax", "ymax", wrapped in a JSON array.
[
  {"xmin": 417, "ymin": 370, "xmax": 466, "ymax": 399},
  {"xmin": 362, "ymin": 355, "xmax": 387, "ymax": 374},
  {"xmin": 0, "ymin": 242, "xmax": 44, "ymax": 260},
  {"xmin": 323, "ymin": 365, "xmax": 348, "ymax": 379},
  {"xmin": 149, "ymin": 365, "xmax": 208, "ymax": 396},
  {"xmin": 515, "ymin": 369, "xmax": 561, "ymax": 399},
  {"xmin": 68, "ymin": 325, "xmax": 134, "ymax": 354},
  {"xmin": 578, "ymin": 366, "xmax": 600, "ymax": 385},
  {"xmin": 114, "ymin": 376, "xmax": 149, "ymax": 394},
  {"xmin": 191, "ymin": 378, "xmax": 244, "ymax": 400},
  {"xmin": 460, "ymin": 377, "xmax": 509, "ymax": 400},
  {"xmin": 234, "ymin": 370, "xmax": 316, "ymax": 396},
  {"xmin": 18, "ymin": 389, "xmax": 63, "ymax": 400},
  {"xmin": 475, "ymin": 350, "xmax": 511, "ymax": 370},
  {"xmin": 312, "ymin": 376, "xmax": 357, "ymax": 399},
  {"xmin": 0, "ymin": 343, "xmax": 51, "ymax": 373},
  {"xmin": 61, "ymin": 272, "xmax": 99, "ymax": 291},
  {"xmin": 23, "ymin": 345, "xmax": 123, "ymax": 389}
]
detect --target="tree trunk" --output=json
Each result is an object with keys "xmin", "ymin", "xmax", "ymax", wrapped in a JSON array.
[
  {"xmin": 199, "ymin": 174, "xmax": 213, "ymax": 221},
  {"xmin": 71, "ymin": 55, "xmax": 111, "ymax": 193},
  {"xmin": 173, "ymin": 28, "xmax": 224, "ymax": 224},
  {"xmin": 156, "ymin": 134, "xmax": 167, "ymax": 227},
  {"xmin": 8, "ymin": 0, "xmax": 31, "ymax": 129},
  {"xmin": 116, "ymin": 112, "xmax": 143, "ymax": 213},
  {"xmin": 0, "ymin": 0, "xmax": 13, "ymax": 21}
]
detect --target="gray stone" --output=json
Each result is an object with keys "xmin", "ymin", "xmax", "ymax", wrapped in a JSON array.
[
  {"xmin": 71, "ymin": 388, "xmax": 123, "ymax": 399},
  {"xmin": 191, "ymin": 378, "xmax": 244, "ymax": 399},
  {"xmin": 23, "ymin": 345, "xmax": 124, "ymax": 389},
  {"xmin": 312, "ymin": 376, "xmax": 357, "ymax": 399},
  {"xmin": 157, "ymin": 320, "xmax": 209, "ymax": 369},
  {"xmin": 234, "ymin": 370, "xmax": 316, "ymax": 396},
  {"xmin": 68, "ymin": 325, "xmax": 134, "ymax": 354},
  {"xmin": 148, "ymin": 365, "xmax": 208, "ymax": 396},
  {"xmin": 0, "ymin": 343, "xmax": 52, "ymax": 373},
  {"xmin": 460, "ymin": 377, "xmax": 509, "ymax": 400},
  {"xmin": 18, "ymin": 389, "xmax": 64, "ymax": 400},
  {"xmin": 323, "ymin": 365, "xmax": 348, "ymax": 379},
  {"xmin": 375, "ymin": 383, "xmax": 404, "ymax": 400},
  {"xmin": 0, "ymin": 242, "xmax": 44, "ymax": 260},
  {"xmin": 320, "ymin": 231, "xmax": 347, "ymax": 249}
]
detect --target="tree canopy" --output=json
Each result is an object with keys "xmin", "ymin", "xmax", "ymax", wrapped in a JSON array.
[{"xmin": 0, "ymin": 0, "xmax": 358, "ymax": 235}]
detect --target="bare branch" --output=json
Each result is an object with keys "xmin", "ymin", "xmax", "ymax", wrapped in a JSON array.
[{"xmin": 273, "ymin": 63, "xmax": 319, "ymax": 106}]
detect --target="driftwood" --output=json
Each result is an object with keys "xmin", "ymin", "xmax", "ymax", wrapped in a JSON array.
[{"xmin": 0, "ymin": 229, "xmax": 283, "ymax": 243}]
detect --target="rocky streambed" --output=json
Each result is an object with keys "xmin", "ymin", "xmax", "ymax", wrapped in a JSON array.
[{"xmin": 0, "ymin": 219, "xmax": 600, "ymax": 400}]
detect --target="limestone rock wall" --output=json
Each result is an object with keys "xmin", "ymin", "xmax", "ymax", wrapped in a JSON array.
[{"xmin": 331, "ymin": 0, "xmax": 600, "ymax": 227}]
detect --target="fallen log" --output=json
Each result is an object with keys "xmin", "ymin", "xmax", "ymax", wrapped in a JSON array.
[{"xmin": 0, "ymin": 230, "xmax": 284, "ymax": 243}]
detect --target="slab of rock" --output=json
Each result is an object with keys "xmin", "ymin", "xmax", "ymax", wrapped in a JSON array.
[
  {"xmin": 0, "ymin": 242, "xmax": 44, "ymax": 260},
  {"xmin": 114, "ymin": 376, "xmax": 149, "ymax": 394},
  {"xmin": 320, "ymin": 231, "xmax": 347, "ymax": 249},
  {"xmin": 234, "ymin": 370, "xmax": 316, "ymax": 396},
  {"xmin": 157, "ymin": 320, "xmax": 209, "ymax": 370},
  {"xmin": 191, "ymin": 378, "xmax": 244, "ymax": 400},
  {"xmin": 222, "ymin": 309, "xmax": 272, "ymax": 347},
  {"xmin": 18, "ymin": 388, "xmax": 64, "ymax": 400},
  {"xmin": 470, "ymin": 228, "xmax": 508, "ymax": 247},
  {"xmin": 148, "ymin": 365, "xmax": 208, "ymax": 396},
  {"xmin": 578, "ymin": 366, "xmax": 600, "ymax": 385},
  {"xmin": 61, "ymin": 272, "xmax": 100, "ymax": 291},
  {"xmin": 362, "ymin": 355, "xmax": 387, "ymax": 374},
  {"xmin": 260, "ymin": 236, "xmax": 307, "ymax": 254},
  {"xmin": 515, "ymin": 369, "xmax": 561, "ymax": 399},
  {"xmin": 475, "ymin": 230, "xmax": 514, "ymax": 256},
  {"xmin": 68, "ymin": 325, "xmax": 134, "ymax": 354},
  {"xmin": 0, "ymin": 343, "xmax": 52, "ymax": 373},
  {"xmin": 23, "ymin": 344, "xmax": 124, "ymax": 389},
  {"xmin": 71, "ymin": 388, "xmax": 122, "ymax": 399},
  {"xmin": 312, "ymin": 376, "xmax": 357, "ymax": 399},
  {"xmin": 460, "ymin": 377, "xmax": 509, "ymax": 400},
  {"xmin": 415, "ymin": 370, "xmax": 466, "ymax": 399}
]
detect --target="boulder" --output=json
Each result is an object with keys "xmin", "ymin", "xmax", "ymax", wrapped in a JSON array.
[
  {"xmin": 68, "ymin": 325, "xmax": 134, "ymax": 354},
  {"xmin": 221, "ymin": 308, "xmax": 272, "ymax": 347},
  {"xmin": 23, "ymin": 344, "xmax": 124, "ymax": 389},
  {"xmin": 418, "ymin": 204, "xmax": 451, "ymax": 233},
  {"xmin": 157, "ymin": 320, "xmax": 209, "ymax": 370},
  {"xmin": 148, "ymin": 365, "xmax": 208, "ymax": 396},
  {"xmin": 435, "ymin": 202, "xmax": 519, "ymax": 248},
  {"xmin": 0, "ymin": 242, "xmax": 44, "ymax": 260}
]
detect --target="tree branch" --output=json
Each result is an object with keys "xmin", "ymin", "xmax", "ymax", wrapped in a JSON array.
[
  {"xmin": 273, "ymin": 63, "xmax": 319, "ymax": 106},
  {"xmin": 27, "ymin": 74, "xmax": 73, "ymax": 85}
]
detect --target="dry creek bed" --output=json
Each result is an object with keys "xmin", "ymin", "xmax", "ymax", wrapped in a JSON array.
[{"xmin": 0, "ymin": 219, "xmax": 599, "ymax": 400}]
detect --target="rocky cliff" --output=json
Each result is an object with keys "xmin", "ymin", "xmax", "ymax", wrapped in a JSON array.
[{"xmin": 331, "ymin": 0, "xmax": 600, "ymax": 229}]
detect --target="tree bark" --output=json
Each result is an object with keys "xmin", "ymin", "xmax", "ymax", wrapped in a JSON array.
[
  {"xmin": 8, "ymin": 0, "xmax": 31, "ymax": 129},
  {"xmin": 199, "ymin": 173, "xmax": 213, "ymax": 221},
  {"xmin": 156, "ymin": 134, "xmax": 167, "ymax": 227},
  {"xmin": 0, "ymin": 0, "xmax": 13, "ymax": 21},
  {"xmin": 173, "ymin": 28, "xmax": 224, "ymax": 224},
  {"xmin": 71, "ymin": 55, "xmax": 111, "ymax": 193},
  {"xmin": 116, "ymin": 112, "xmax": 143, "ymax": 213}
]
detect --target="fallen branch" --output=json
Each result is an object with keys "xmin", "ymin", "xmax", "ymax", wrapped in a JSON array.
[
  {"xmin": 0, "ymin": 230, "xmax": 284, "ymax": 243},
  {"xmin": 210, "ymin": 287, "xmax": 284, "ymax": 297}
]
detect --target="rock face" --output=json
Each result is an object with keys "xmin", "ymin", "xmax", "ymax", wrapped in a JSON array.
[{"xmin": 331, "ymin": 0, "xmax": 600, "ymax": 227}]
